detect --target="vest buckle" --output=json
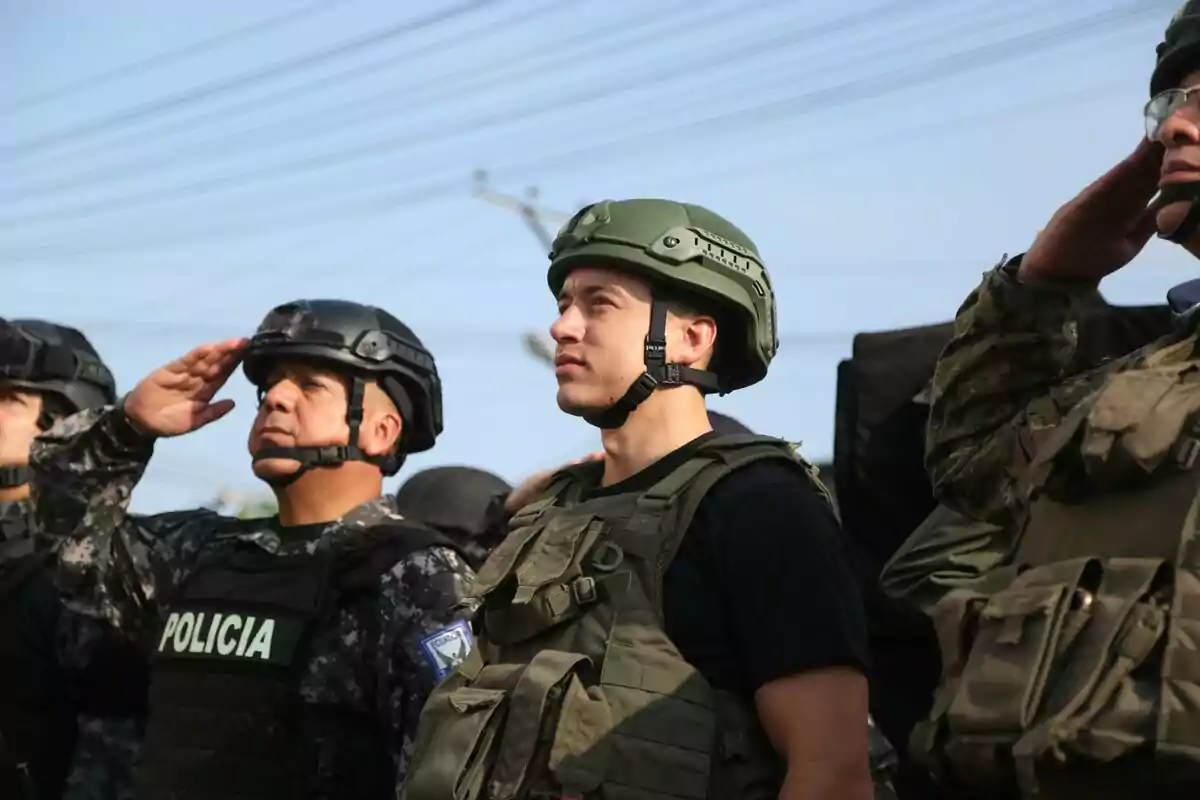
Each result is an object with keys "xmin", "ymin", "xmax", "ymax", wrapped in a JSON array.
[{"xmin": 571, "ymin": 576, "xmax": 597, "ymax": 606}]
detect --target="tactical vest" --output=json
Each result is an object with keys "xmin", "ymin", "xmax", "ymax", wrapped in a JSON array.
[
  {"xmin": 912, "ymin": 359, "xmax": 1200, "ymax": 797},
  {"xmin": 136, "ymin": 522, "xmax": 457, "ymax": 800},
  {"xmin": 403, "ymin": 434, "xmax": 833, "ymax": 800},
  {"xmin": 0, "ymin": 542, "xmax": 76, "ymax": 800}
]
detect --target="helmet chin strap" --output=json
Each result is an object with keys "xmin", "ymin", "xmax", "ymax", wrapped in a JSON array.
[
  {"xmin": 1158, "ymin": 182, "xmax": 1200, "ymax": 244},
  {"xmin": 252, "ymin": 377, "xmax": 391, "ymax": 488},
  {"xmin": 0, "ymin": 466, "xmax": 30, "ymax": 488},
  {"xmin": 583, "ymin": 298, "xmax": 723, "ymax": 430}
]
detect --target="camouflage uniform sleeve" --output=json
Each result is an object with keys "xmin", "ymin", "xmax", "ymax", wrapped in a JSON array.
[
  {"xmin": 879, "ymin": 505, "xmax": 1018, "ymax": 615},
  {"xmin": 925, "ymin": 255, "xmax": 1164, "ymax": 527},
  {"xmin": 29, "ymin": 406, "xmax": 222, "ymax": 636},
  {"xmin": 374, "ymin": 544, "xmax": 476, "ymax": 797}
]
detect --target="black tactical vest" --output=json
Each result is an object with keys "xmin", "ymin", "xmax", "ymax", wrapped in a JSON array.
[
  {"xmin": 403, "ymin": 434, "xmax": 834, "ymax": 800},
  {"xmin": 136, "ymin": 522, "xmax": 456, "ymax": 800},
  {"xmin": 0, "ymin": 543, "xmax": 76, "ymax": 800}
]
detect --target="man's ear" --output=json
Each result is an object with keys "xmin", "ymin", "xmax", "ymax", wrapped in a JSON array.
[
  {"xmin": 362, "ymin": 407, "xmax": 401, "ymax": 457},
  {"xmin": 679, "ymin": 313, "xmax": 718, "ymax": 369},
  {"xmin": 359, "ymin": 383, "xmax": 403, "ymax": 457}
]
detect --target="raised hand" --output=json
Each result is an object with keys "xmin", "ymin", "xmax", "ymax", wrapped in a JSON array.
[
  {"xmin": 124, "ymin": 338, "xmax": 249, "ymax": 437},
  {"xmin": 1020, "ymin": 138, "xmax": 1164, "ymax": 282}
]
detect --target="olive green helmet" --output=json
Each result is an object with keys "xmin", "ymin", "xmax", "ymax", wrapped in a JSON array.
[
  {"xmin": 1154, "ymin": 2, "xmax": 1200, "ymax": 96},
  {"xmin": 549, "ymin": 198, "xmax": 777, "ymax": 382}
]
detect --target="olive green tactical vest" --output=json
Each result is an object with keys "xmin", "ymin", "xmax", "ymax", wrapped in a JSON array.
[
  {"xmin": 402, "ymin": 434, "xmax": 828, "ymax": 800},
  {"xmin": 912, "ymin": 359, "xmax": 1200, "ymax": 797}
]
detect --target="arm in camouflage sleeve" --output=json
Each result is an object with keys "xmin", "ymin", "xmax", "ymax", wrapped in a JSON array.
[
  {"xmin": 29, "ymin": 406, "xmax": 222, "ymax": 635},
  {"xmin": 879, "ymin": 505, "xmax": 1018, "ymax": 614},
  {"xmin": 925, "ymin": 254, "xmax": 1157, "ymax": 528},
  {"xmin": 375, "ymin": 545, "xmax": 477, "ymax": 796}
]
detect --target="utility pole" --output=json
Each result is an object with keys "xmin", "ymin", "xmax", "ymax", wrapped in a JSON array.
[
  {"xmin": 471, "ymin": 169, "xmax": 571, "ymax": 369},
  {"xmin": 470, "ymin": 169, "xmax": 571, "ymax": 253}
]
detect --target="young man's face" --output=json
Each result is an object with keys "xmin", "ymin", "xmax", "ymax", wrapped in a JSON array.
[
  {"xmin": 0, "ymin": 386, "xmax": 43, "ymax": 469},
  {"xmin": 549, "ymin": 266, "xmax": 716, "ymax": 417},
  {"xmin": 549, "ymin": 266, "xmax": 652, "ymax": 417}
]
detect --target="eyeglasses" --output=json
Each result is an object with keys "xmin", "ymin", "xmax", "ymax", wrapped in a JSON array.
[{"xmin": 1146, "ymin": 84, "xmax": 1200, "ymax": 141}]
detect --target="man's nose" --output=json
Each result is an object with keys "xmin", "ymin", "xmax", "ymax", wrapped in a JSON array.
[
  {"xmin": 1161, "ymin": 106, "xmax": 1200, "ymax": 147},
  {"xmin": 550, "ymin": 307, "xmax": 582, "ymax": 343},
  {"xmin": 263, "ymin": 381, "xmax": 298, "ymax": 410}
]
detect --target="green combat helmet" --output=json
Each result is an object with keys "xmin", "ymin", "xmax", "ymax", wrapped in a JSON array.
[
  {"xmin": 547, "ymin": 198, "xmax": 778, "ymax": 428},
  {"xmin": 1152, "ymin": 2, "xmax": 1200, "ymax": 243}
]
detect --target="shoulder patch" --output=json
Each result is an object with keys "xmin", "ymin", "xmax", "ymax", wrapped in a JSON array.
[{"xmin": 418, "ymin": 619, "xmax": 475, "ymax": 680}]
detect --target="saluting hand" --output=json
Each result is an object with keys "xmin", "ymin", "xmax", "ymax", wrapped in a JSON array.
[
  {"xmin": 1021, "ymin": 138, "xmax": 1164, "ymax": 282},
  {"xmin": 124, "ymin": 338, "xmax": 249, "ymax": 438}
]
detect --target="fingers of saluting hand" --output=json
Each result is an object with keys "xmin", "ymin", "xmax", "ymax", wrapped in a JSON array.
[{"xmin": 1073, "ymin": 138, "xmax": 1164, "ymax": 222}]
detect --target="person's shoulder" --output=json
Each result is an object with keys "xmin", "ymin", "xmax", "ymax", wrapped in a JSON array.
[
  {"xmin": 682, "ymin": 455, "xmax": 839, "ymax": 561},
  {"xmin": 371, "ymin": 521, "xmax": 476, "ymax": 604},
  {"xmin": 704, "ymin": 453, "xmax": 832, "ymax": 510}
]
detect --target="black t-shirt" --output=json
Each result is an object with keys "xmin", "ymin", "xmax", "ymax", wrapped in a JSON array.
[{"xmin": 584, "ymin": 433, "xmax": 870, "ymax": 699}]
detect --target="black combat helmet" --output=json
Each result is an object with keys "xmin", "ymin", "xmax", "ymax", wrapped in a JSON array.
[
  {"xmin": 0, "ymin": 318, "xmax": 116, "ymax": 486},
  {"xmin": 394, "ymin": 466, "xmax": 511, "ymax": 537},
  {"xmin": 242, "ymin": 299, "xmax": 441, "ymax": 481}
]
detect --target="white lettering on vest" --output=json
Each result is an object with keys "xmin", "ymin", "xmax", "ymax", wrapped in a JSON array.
[
  {"xmin": 217, "ymin": 614, "xmax": 241, "ymax": 655},
  {"xmin": 158, "ymin": 614, "xmax": 179, "ymax": 651},
  {"xmin": 236, "ymin": 616, "xmax": 256, "ymax": 657},
  {"xmin": 157, "ymin": 611, "xmax": 276, "ymax": 661},
  {"xmin": 243, "ymin": 619, "xmax": 275, "ymax": 660},
  {"xmin": 203, "ymin": 612, "xmax": 222, "ymax": 654},
  {"xmin": 188, "ymin": 613, "xmax": 208, "ymax": 653},
  {"xmin": 173, "ymin": 612, "xmax": 195, "ymax": 652}
]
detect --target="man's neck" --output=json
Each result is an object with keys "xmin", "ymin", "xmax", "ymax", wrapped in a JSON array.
[
  {"xmin": 273, "ymin": 466, "xmax": 383, "ymax": 526},
  {"xmin": 599, "ymin": 390, "xmax": 711, "ymax": 487}
]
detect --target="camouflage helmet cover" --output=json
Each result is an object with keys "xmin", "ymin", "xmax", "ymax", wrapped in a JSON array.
[
  {"xmin": 1153, "ymin": 2, "xmax": 1200, "ymax": 95},
  {"xmin": 547, "ymin": 198, "xmax": 779, "ymax": 391}
]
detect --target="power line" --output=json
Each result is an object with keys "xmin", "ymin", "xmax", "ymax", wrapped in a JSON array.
[
  {"xmin": 4, "ymin": 0, "xmax": 343, "ymax": 112},
  {"xmin": 653, "ymin": 77, "xmax": 1126, "ymax": 196},
  {"xmin": 486, "ymin": 0, "xmax": 1162, "ymax": 181},
  {"xmin": 5, "ymin": 0, "xmax": 864, "ymax": 210},
  {"xmin": 0, "ymin": 2, "xmax": 1155, "ymax": 261},
  {"xmin": 0, "ymin": 0, "xmax": 1001, "ymax": 225},
  {"xmin": 0, "ymin": 0, "xmax": 494, "ymax": 158},
  {"xmin": 10, "ymin": 0, "xmax": 606, "ymax": 170},
  {"xmin": 6, "ymin": 0, "xmax": 706, "ymax": 198}
]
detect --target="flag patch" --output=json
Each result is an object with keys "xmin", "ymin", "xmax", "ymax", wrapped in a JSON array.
[{"xmin": 418, "ymin": 620, "xmax": 474, "ymax": 680}]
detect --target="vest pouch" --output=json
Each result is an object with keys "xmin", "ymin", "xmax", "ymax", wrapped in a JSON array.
[
  {"xmin": 403, "ymin": 651, "xmax": 597, "ymax": 800},
  {"xmin": 939, "ymin": 558, "xmax": 1102, "ymax": 781},
  {"xmin": 575, "ymin": 642, "xmax": 717, "ymax": 800},
  {"xmin": 1159, "ymin": 563, "xmax": 1200, "ymax": 766},
  {"xmin": 1007, "ymin": 558, "xmax": 1173, "ymax": 792},
  {"xmin": 907, "ymin": 587, "xmax": 986, "ymax": 784},
  {"xmin": 403, "ymin": 685, "xmax": 510, "ymax": 800}
]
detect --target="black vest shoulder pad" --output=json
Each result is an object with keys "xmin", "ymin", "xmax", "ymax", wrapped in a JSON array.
[{"xmin": 335, "ymin": 522, "xmax": 465, "ymax": 591}]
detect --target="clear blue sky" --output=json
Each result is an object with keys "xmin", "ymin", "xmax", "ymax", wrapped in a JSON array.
[{"xmin": 1, "ymin": 0, "xmax": 1191, "ymax": 512}]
